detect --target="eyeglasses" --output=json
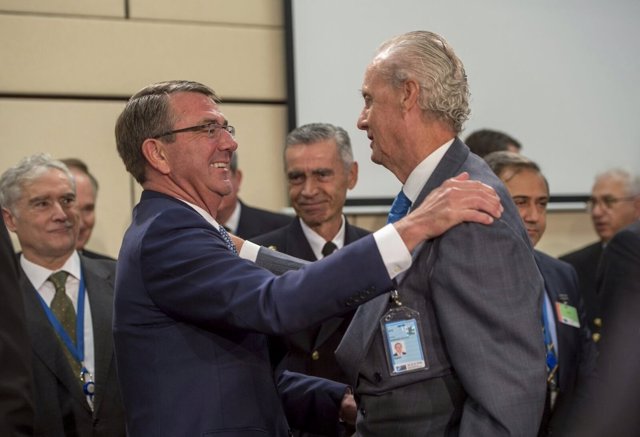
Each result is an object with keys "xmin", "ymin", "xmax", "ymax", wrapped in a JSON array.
[
  {"xmin": 152, "ymin": 122, "xmax": 235, "ymax": 140},
  {"xmin": 586, "ymin": 195, "xmax": 637, "ymax": 211}
]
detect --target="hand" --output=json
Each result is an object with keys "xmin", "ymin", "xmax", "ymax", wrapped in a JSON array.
[
  {"xmin": 395, "ymin": 172, "xmax": 502, "ymax": 251},
  {"xmin": 339, "ymin": 388, "xmax": 357, "ymax": 425}
]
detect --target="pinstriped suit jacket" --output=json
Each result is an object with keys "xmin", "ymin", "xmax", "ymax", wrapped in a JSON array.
[{"xmin": 336, "ymin": 139, "xmax": 547, "ymax": 437}]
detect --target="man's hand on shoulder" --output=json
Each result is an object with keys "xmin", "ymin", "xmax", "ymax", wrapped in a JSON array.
[{"xmin": 395, "ymin": 172, "xmax": 503, "ymax": 251}]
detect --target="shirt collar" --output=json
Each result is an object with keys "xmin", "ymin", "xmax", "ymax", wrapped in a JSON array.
[
  {"xmin": 402, "ymin": 138, "xmax": 454, "ymax": 202},
  {"xmin": 178, "ymin": 199, "xmax": 223, "ymax": 231},
  {"xmin": 299, "ymin": 216, "xmax": 346, "ymax": 260},
  {"xmin": 21, "ymin": 251, "xmax": 81, "ymax": 290},
  {"xmin": 223, "ymin": 200, "xmax": 241, "ymax": 233}
]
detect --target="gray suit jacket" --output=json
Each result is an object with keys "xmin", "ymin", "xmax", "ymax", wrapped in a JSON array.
[
  {"xmin": 21, "ymin": 255, "xmax": 125, "ymax": 437},
  {"xmin": 336, "ymin": 139, "xmax": 546, "ymax": 437}
]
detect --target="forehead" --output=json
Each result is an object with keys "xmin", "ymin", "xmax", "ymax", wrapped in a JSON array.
[
  {"xmin": 285, "ymin": 140, "xmax": 341, "ymax": 167},
  {"xmin": 362, "ymin": 61, "xmax": 387, "ymax": 91},
  {"xmin": 168, "ymin": 91, "xmax": 223, "ymax": 123},
  {"xmin": 593, "ymin": 176, "xmax": 627, "ymax": 195},
  {"xmin": 22, "ymin": 168, "xmax": 74, "ymax": 197}
]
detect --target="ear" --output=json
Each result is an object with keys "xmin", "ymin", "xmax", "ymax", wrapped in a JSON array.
[
  {"xmin": 401, "ymin": 79, "xmax": 420, "ymax": 113},
  {"xmin": 347, "ymin": 162, "xmax": 358, "ymax": 190},
  {"xmin": 141, "ymin": 139, "xmax": 171, "ymax": 175},
  {"xmin": 2, "ymin": 207, "xmax": 17, "ymax": 232}
]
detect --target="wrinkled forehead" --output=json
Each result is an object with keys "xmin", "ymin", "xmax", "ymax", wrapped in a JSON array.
[{"xmin": 592, "ymin": 176, "xmax": 629, "ymax": 196}]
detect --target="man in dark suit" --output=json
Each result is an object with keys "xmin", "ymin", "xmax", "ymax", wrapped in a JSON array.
[
  {"xmin": 560, "ymin": 220, "xmax": 640, "ymax": 436},
  {"xmin": 0, "ymin": 154, "xmax": 125, "ymax": 437},
  {"xmin": 112, "ymin": 80, "xmax": 504, "ymax": 437},
  {"xmin": 0, "ymin": 214, "xmax": 34, "ymax": 436},
  {"xmin": 560, "ymin": 169, "xmax": 640, "ymax": 338},
  {"xmin": 485, "ymin": 151, "xmax": 596, "ymax": 436},
  {"xmin": 335, "ymin": 31, "xmax": 546, "ymax": 436},
  {"xmin": 60, "ymin": 158, "xmax": 115, "ymax": 261},
  {"xmin": 216, "ymin": 152, "xmax": 292, "ymax": 238},
  {"xmin": 253, "ymin": 123, "xmax": 369, "ymax": 436}
]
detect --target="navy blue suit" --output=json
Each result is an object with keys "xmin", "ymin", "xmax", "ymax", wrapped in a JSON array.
[
  {"xmin": 534, "ymin": 250, "xmax": 595, "ymax": 435},
  {"xmin": 114, "ymin": 190, "xmax": 397, "ymax": 437}
]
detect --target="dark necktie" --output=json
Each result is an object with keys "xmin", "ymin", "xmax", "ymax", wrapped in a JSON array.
[
  {"xmin": 387, "ymin": 190, "xmax": 412, "ymax": 224},
  {"xmin": 218, "ymin": 225, "xmax": 238, "ymax": 255},
  {"xmin": 542, "ymin": 300, "xmax": 558, "ymax": 409},
  {"xmin": 321, "ymin": 241, "xmax": 338, "ymax": 257},
  {"xmin": 48, "ymin": 271, "xmax": 82, "ymax": 378}
]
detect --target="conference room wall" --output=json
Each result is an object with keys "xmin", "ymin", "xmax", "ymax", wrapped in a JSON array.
[{"xmin": 0, "ymin": 0, "xmax": 289, "ymax": 258}]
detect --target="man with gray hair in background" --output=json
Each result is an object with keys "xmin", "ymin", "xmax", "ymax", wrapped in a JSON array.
[
  {"xmin": 254, "ymin": 122, "xmax": 368, "ymax": 437},
  {"xmin": 560, "ymin": 168, "xmax": 640, "ymax": 339},
  {"xmin": 0, "ymin": 154, "xmax": 125, "ymax": 436}
]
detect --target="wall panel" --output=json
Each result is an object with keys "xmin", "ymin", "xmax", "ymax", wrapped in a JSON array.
[
  {"xmin": 0, "ymin": 14, "xmax": 286, "ymax": 100},
  {"xmin": 0, "ymin": 0, "xmax": 124, "ymax": 17},
  {"xmin": 130, "ymin": 0, "xmax": 283, "ymax": 26}
]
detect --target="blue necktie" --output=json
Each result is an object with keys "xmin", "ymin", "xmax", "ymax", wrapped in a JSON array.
[
  {"xmin": 218, "ymin": 226, "xmax": 238, "ymax": 255},
  {"xmin": 387, "ymin": 190, "xmax": 412, "ymax": 224}
]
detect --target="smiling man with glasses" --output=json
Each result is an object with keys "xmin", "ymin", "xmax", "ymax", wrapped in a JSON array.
[{"xmin": 561, "ymin": 168, "xmax": 640, "ymax": 339}]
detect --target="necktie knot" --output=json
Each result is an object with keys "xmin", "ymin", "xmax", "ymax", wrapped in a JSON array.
[
  {"xmin": 321, "ymin": 241, "xmax": 338, "ymax": 257},
  {"xmin": 49, "ymin": 271, "xmax": 69, "ymax": 294},
  {"xmin": 218, "ymin": 226, "xmax": 238, "ymax": 255},
  {"xmin": 387, "ymin": 190, "xmax": 412, "ymax": 224}
]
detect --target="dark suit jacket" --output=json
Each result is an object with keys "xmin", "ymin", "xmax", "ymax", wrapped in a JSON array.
[
  {"xmin": 254, "ymin": 217, "xmax": 370, "ymax": 382},
  {"xmin": 235, "ymin": 200, "xmax": 293, "ymax": 239},
  {"xmin": 0, "ymin": 218, "xmax": 34, "ymax": 437},
  {"xmin": 114, "ymin": 190, "xmax": 398, "ymax": 437},
  {"xmin": 533, "ymin": 250, "xmax": 596, "ymax": 435},
  {"xmin": 81, "ymin": 248, "xmax": 116, "ymax": 261},
  {"xmin": 336, "ymin": 139, "xmax": 546, "ymax": 437},
  {"xmin": 560, "ymin": 221, "xmax": 640, "ymax": 436},
  {"xmin": 559, "ymin": 242, "xmax": 603, "ymax": 336},
  {"xmin": 21, "ymin": 255, "xmax": 125, "ymax": 437}
]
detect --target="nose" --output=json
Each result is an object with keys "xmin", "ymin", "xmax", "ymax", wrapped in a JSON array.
[
  {"xmin": 357, "ymin": 107, "xmax": 368, "ymax": 131},
  {"xmin": 52, "ymin": 201, "xmax": 71, "ymax": 222},
  {"xmin": 301, "ymin": 176, "xmax": 318, "ymax": 197}
]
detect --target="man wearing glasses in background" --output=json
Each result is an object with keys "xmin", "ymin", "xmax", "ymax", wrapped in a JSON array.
[{"xmin": 560, "ymin": 168, "xmax": 640, "ymax": 339}]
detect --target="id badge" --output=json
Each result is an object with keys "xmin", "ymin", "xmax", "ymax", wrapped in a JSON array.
[
  {"xmin": 555, "ymin": 302, "xmax": 580, "ymax": 328},
  {"xmin": 380, "ymin": 305, "xmax": 429, "ymax": 376}
]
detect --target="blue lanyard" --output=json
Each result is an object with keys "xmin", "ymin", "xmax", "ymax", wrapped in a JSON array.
[{"xmin": 37, "ymin": 272, "xmax": 86, "ymax": 364}]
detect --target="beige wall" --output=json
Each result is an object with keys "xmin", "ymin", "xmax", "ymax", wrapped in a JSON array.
[{"xmin": 0, "ymin": 0, "xmax": 288, "ymax": 258}]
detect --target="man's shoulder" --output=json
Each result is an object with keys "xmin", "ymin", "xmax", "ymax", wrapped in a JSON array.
[
  {"xmin": 80, "ymin": 254, "xmax": 116, "ymax": 277},
  {"xmin": 241, "ymin": 201, "xmax": 291, "ymax": 223},
  {"xmin": 251, "ymin": 223, "xmax": 291, "ymax": 247},
  {"xmin": 559, "ymin": 242, "xmax": 602, "ymax": 265}
]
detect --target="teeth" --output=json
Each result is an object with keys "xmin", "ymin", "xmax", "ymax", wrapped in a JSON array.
[{"xmin": 211, "ymin": 163, "xmax": 227, "ymax": 169}]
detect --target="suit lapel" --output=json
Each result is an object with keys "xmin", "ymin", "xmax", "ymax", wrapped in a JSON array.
[
  {"xmin": 20, "ymin": 273, "xmax": 91, "ymax": 412},
  {"xmin": 81, "ymin": 258, "xmax": 115, "ymax": 414}
]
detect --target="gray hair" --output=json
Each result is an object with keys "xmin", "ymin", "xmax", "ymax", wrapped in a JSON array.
[
  {"xmin": 484, "ymin": 151, "xmax": 549, "ymax": 193},
  {"xmin": 115, "ymin": 80, "xmax": 219, "ymax": 184},
  {"xmin": 373, "ymin": 30, "xmax": 470, "ymax": 134},
  {"xmin": 0, "ymin": 153, "xmax": 75, "ymax": 215},
  {"xmin": 285, "ymin": 123, "xmax": 354, "ymax": 170},
  {"xmin": 594, "ymin": 168, "xmax": 640, "ymax": 197}
]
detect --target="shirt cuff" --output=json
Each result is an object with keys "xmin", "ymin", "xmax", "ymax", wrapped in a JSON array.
[
  {"xmin": 240, "ymin": 240, "xmax": 260, "ymax": 261},
  {"xmin": 373, "ymin": 224, "xmax": 412, "ymax": 279}
]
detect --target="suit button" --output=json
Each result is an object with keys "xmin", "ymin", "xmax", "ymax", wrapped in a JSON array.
[
  {"xmin": 374, "ymin": 372, "xmax": 382, "ymax": 383},
  {"xmin": 311, "ymin": 350, "xmax": 320, "ymax": 360},
  {"xmin": 594, "ymin": 317, "xmax": 602, "ymax": 327},
  {"xmin": 592, "ymin": 333, "xmax": 601, "ymax": 343}
]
